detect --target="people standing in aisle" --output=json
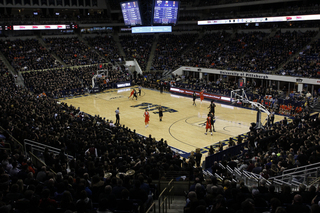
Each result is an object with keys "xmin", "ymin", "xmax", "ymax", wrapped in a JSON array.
[
  {"xmin": 192, "ymin": 91, "xmax": 197, "ymax": 106},
  {"xmin": 133, "ymin": 89, "xmax": 138, "ymax": 100},
  {"xmin": 115, "ymin": 107, "xmax": 120, "ymax": 126},
  {"xmin": 158, "ymin": 105, "xmax": 163, "ymax": 121},
  {"xmin": 205, "ymin": 114, "xmax": 212, "ymax": 136},
  {"xmin": 200, "ymin": 90, "xmax": 204, "ymax": 103},
  {"xmin": 160, "ymin": 82, "xmax": 163, "ymax": 94},
  {"xmin": 138, "ymin": 85, "xmax": 142, "ymax": 96},
  {"xmin": 194, "ymin": 148, "xmax": 202, "ymax": 168},
  {"xmin": 144, "ymin": 109, "xmax": 150, "ymax": 127}
]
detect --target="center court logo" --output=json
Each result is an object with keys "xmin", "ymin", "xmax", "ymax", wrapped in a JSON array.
[
  {"xmin": 131, "ymin": 102, "xmax": 178, "ymax": 114},
  {"xmin": 109, "ymin": 96, "xmax": 123, "ymax": 100}
]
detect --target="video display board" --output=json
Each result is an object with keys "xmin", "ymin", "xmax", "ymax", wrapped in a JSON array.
[
  {"xmin": 120, "ymin": 1, "xmax": 142, "ymax": 26},
  {"xmin": 153, "ymin": 0, "xmax": 179, "ymax": 25}
]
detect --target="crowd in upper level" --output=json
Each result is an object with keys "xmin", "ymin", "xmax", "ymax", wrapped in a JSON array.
[
  {"xmin": 119, "ymin": 35, "xmax": 154, "ymax": 71},
  {"xmin": 83, "ymin": 35, "xmax": 121, "ymax": 63},
  {"xmin": 0, "ymin": 39, "xmax": 61, "ymax": 71},
  {"xmin": 151, "ymin": 33, "xmax": 198, "ymax": 71},
  {"xmin": 43, "ymin": 37, "xmax": 106, "ymax": 66},
  {"xmin": 0, "ymin": 27, "xmax": 319, "ymax": 78}
]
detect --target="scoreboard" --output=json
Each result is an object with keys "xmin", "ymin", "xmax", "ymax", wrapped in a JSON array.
[
  {"xmin": 120, "ymin": 1, "xmax": 142, "ymax": 26},
  {"xmin": 153, "ymin": 0, "xmax": 179, "ymax": 25}
]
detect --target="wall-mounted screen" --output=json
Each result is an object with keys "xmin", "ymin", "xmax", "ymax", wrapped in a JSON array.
[
  {"xmin": 13, "ymin": 25, "xmax": 68, "ymax": 30},
  {"xmin": 120, "ymin": 1, "xmax": 142, "ymax": 26},
  {"xmin": 132, "ymin": 26, "xmax": 172, "ymax": 33},
  {"xmin": 153, "ymin": 0, "xmax": 179, "ymax": 25}
]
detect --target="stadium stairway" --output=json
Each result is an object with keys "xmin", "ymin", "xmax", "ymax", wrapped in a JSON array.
[
  {"xmin": 146, "ymin": 34, "xmax": 159, "ymax": 72},
  {"xmin": 113, "ymin": 32, "xmax": 126, "ymax": 58},
  {"xmin": 77, "ymin": 33, "xmax": 109, "ymax": 62},
  {"xmin": 0, "ymin": 51, "xmax": 25, "ymax": 87},
  {"xmin": 36, "ymin": 35, "xmax": 68, "ymax": 67},
  {"xmin": 0, "ymin": 51, "xmax": 16, "ymax": 75},
  {"xmin": 156, "ymin": 195, "xmax": 186, "ymax": 213}
]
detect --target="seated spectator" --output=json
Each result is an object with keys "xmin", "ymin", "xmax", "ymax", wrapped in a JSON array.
[
  {"xmin": 286, "ymin": 194, "xmax": 310, "ymax": 213},
  {"xmin": 184, "ymin": 191, "xmax": 206, "ymax": 213}
]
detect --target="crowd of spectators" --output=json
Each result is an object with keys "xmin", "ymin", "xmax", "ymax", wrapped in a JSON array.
[
  {"xmin": 181, "ymin": 31, "xmax": 267, "ymax": 70},
  {"xmin": 151, "ymin": 33, "xmax": 198, "ymax": 71},
  {"xmin": 166, "ymin": 30, "xmax": 317, "ymax": 75},
  {"xmin": 0, "ymin": 28, "xmax": 319, "ymax": 77},
  {"xmin": 184, "ymin": 170, "xmax": 320, "ymax": 213},
  {"xmin": 1, "ymin": 63, "xmax": 320, "ymax": 213},
  {"xmin": 22, "ymin": 67, "xmax": 88, "ymax": 98},
  {"xmin": 21, "ymin": 65, "xmax": 133, "ymax": 98},
  {"xmin": 277, "ymin": 38, "xmax": 320, "ymax": 78},
  {"xmin": 0, "ymin": 39, "xmax": 62, "ymax": 71},
  {"xmin": 234, "ymin": 30, "xmax": 317, "ymax": 73},
  {"xmin": 84, "ymin": 35, "xmax": 121, "ymax": 63},
  {"xmin": 43, "ymin": 37, "xmax": 106, "ymax": 66},
  {"xmin": 0, "ymin": 59, "xmax": 9, "ymax": 75},
  {"xmin": 0, "ymin": 70, "xmax": 204, "ymax": 213},
  {"xmin": 183, "ymin": 109, "xmax": 320, "ymax": 213},
  {"xmin": 119, "ymin": 35, "xmax": 154, "ymax": 71},
  {"xmin": 172, "ymin": 74, "xmax": 315, "ymax": 117}
]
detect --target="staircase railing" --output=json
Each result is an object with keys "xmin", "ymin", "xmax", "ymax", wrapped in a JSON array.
[
  {"xmin": 269, "ymin": 161, "xmax": 320, "ymax": 185},
  {"xmin": 0, "ymin": 126, "xmax": 24, "ymax": 151},
  {"xmin": 24, "ymin": 139, "xmax": 74, "ymax": 160},
  {"xmin": 28, "ymin": 151, "xmax": 56, "ymax": 175},
  {"xmin": 145, "ymin": 179, "xmax": 175, "ymax": 213}
]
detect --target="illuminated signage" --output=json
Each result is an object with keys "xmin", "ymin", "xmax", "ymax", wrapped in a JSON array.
[
  {"xmin": 132, "ymin": 26, "xmax": 172, "ymax": 33},
  {"xmin": 13, "ymin": 25, "xmax": 68, "ymax": 30},
  {"xmin": 198, "ymin": 14, "xmax": 320, "ymax": 25},
  {"xmin": 117, "ymin": 82, "xmax": 131, "ymax": 88}
]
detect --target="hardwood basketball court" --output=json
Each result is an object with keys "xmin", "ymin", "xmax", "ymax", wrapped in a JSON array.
[{"xmin": 60, "ymin": 87, "xmax": 285, "ymax": 157}]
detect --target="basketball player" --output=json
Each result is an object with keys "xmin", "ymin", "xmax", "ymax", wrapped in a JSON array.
[
  {"xmin": 138, "ymin": 85, "xmax": 142, "ymax": 96},
  {"xmin": 158, "ymin": 105, "xmax": 163, "ymax": 121},
  {"xmin": 200, "ymin": 89, "xmax": 204, "ymax": 102},
  {"xmin": 209, "ymin": 100, "xmax": 216, "ymax": 115},
  {"xmin": 115, "ymin": 107, "xmax": 120, "ymax": 126},
  {"xmin": 205, "ymin": 114, "xmax": 212, "ymax": 135},
  {"xmin": 144, "ymin": 109, "xmax": 150, "ymax": 127},
  {"xmin": 128, "ymin": 89, "xmax": 134, "ymax": 99},
  {"xmin": 133, "ymin": 89, "xmax": 138, "ymax": 100},
  {"xmin": 210, "ymin": 112, "xmax": 216, "ymax": 132},
  {"xmin": 192, "ymin": 91, "xmax": 197, "ymax": 106}
]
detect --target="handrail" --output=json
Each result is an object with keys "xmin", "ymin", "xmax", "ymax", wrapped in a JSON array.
[
  {"xmin": 24, "ymin": 139, "xmax": 74, "ymax": 160},
  {"xmin": 309, "ymin": 176, "xmax": 320, "ymax": 186},
  {"xmin": 145, "ymin": 202, "xmax": 156, "ymax": 213},
  {"xmin": 283, "ymin": 162, "xmax": 320, "ymax": 175},
  {"xmin": 0, "ymin": 126, "xmax": 24, "ymax": 150},
  {"xmin": 269, "ymin": 166, "xmax": 320, "ymax": 180},
  {"xmin": 219, "ymin": 162, "xmax": 226, "ymax": 170},
  {"xmin": 158, "ymin": 187, "xmax": 167, "ymax": 199},
  {"xmin": 28, "ymin": 151, "xmax": 56, "ymax": 175},
  {"xmin": 0, "ymin": 142, "xmax": 11, "ymax": 152},
  {"xmin": 158, "ymin": 179, "xmax": 175, "ymax": 213}
]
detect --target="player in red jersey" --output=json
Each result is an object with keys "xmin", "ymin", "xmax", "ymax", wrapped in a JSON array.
[
  {"xmin": 144, "ymin": 109, "xmax": 150, "ymax": 127},
  {"xmin": 204, "ymin": 114, "xmax": 212, "ymax": 136}
]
